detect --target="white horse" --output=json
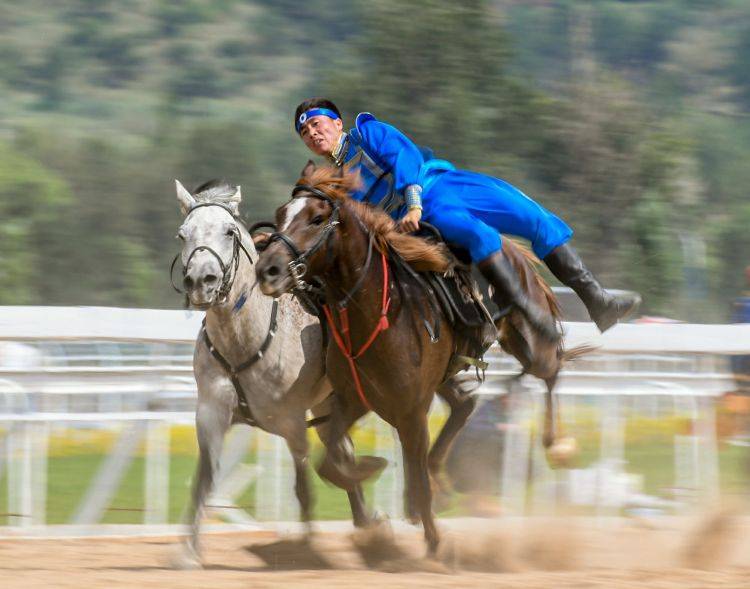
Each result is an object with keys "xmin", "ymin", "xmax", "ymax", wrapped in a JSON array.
[{"xmin": 172, "ymin": 179, "xmax": 372, "ymax": 568}]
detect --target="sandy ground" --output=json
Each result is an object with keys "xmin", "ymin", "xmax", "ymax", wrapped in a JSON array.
[{"xmin": 2, "ymin": 515, "xmax": 750, "ymax": 588}]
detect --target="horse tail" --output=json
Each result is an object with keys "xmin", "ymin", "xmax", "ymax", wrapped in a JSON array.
[{"xmin": 558, "ymin": 343, "xmax": 597, "ymax": 363}]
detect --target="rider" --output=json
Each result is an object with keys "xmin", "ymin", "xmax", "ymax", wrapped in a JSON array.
[{"xmin": 294, "ymin": 98, "xmax": 641, "ymax": 339}]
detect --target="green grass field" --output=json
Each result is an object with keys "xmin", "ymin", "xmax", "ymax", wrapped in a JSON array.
[{"xmin": 1, "ymin": 422, "xmax": 748, "ymax": 526}]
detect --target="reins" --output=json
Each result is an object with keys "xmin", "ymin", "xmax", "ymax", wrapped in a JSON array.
[
  {"xmin": 322, "ymin": 245, "xmax": 391, "ymax": 412},
  {"xmin": 269, "ymin": 185, "xmax": 394, "ymax": 412}
]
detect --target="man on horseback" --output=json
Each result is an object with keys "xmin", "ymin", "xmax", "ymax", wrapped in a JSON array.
[{"xmin": 294, "ymin": 98, "xmax": 640, "ymax": 340}]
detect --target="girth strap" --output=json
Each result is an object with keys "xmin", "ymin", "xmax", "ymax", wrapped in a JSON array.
[{"xmin": 201, "ymin": 300, "xmax": 279, "ymax": 426}]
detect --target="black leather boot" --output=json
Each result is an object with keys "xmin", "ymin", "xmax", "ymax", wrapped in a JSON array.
[
  {"xmin": 543, "ymin": 243, "xmax": 641, "ymax": 332},
  {"xmin": 478, "ymin": 251, "xmax": 560, "ymax": 342}
]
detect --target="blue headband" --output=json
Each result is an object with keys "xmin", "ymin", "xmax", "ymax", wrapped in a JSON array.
[{"xmin": 296, "ymin": 108, "xmax": 340, "ymax": 133}]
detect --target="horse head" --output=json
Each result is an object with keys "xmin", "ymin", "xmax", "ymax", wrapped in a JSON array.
[
  {"xmin": 256, "ymin": 166, "xmax": 351, "ymax": 298},
  {"xmin": 174, "ymin": 179, "xmax": 254, "ymax": 309},
  {"xmin": 257, "ymin": 165, "xmax": 453, "ymax": 298}
]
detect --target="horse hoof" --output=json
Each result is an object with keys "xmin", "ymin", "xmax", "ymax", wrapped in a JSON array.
[
  {"xmin": 170, "ymin": 545, "xmax": 203, "ymax": 570},
  {"xmin": 545, "ymin": 436, "xmax": 578, "ymax": 468},
  {"xmin": 317, "ymin": 457, "xmax": 358, "ymax": 490},
  {"xmin": 317, "ymin": 455, "xmax": 387, "ymax": 491},
  {"xmin": 406, "ymin": 513, "xmax": 421, "ymax": 525},
  {"xmin": 303, "ymin": 521, "xmax": 316, "ymax": 538},
  {"xmin": 352, "ymin": 455, "xmax": 388, "ymax": 481}
]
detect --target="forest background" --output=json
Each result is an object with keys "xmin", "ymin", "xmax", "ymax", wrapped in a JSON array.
[{"xmin": 1, "ymin": 0, "xmax": 748, "ymax": 321}]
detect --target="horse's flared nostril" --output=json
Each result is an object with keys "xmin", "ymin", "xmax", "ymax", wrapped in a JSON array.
[
  {"xmin": 204, "ymin": 274, "xmax": 217, "ymax": 285},
  {"xmin": 266, "ymin": 265, "xmax": 280, "ymax": 278},
  {"xmin": 183, "ymin": 275, "xmax": 195, "ymax": 290}
]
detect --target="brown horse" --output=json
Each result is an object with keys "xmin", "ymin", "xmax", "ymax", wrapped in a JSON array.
[{"xmin": 256, "ymin": 166, "xmax": 584, "ymax": 554}]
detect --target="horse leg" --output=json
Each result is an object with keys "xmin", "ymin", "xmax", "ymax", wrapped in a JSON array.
[
  {"xmin": 429, "ymin": 377, "xmax": 478, "ymax": 506},
  {"xmin": 180, "ymin": 399, "xmax": 232, "ymax": 568},
  {"xmin": 542, "ymin": 373, "xmax": 559, "ymax": 449},
  {"xmin": 284, "ymin": 424, "xmax": 314, "ymax": 534},
  {"xmin": 542, "ymin": 372, "xmax": 577, "ymax": 467},
  {"xmin": 401, "ymin": 444, "xmax": 420, "ymax": 524},
  {"xmin": 342, "ymin": 438, "xmax": 373, "ymax": 528},
  {"xmin": 316, "ymin": 393, "xmax": 385, "ymax": 491},
  {"xmin": 397, "ymin": 413, "xmax": 440, "ymax": 556},
  {"xmin": 312, "ymin": 396, "xmax": 372, "ymax": 528}
]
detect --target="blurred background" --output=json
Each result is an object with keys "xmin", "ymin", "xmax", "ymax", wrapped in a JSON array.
[
  {"xmin": 1, "ymin": 0, "xmax": 750, "ymax": 561},
  {"xmin": 0, "ymin": 0, "xmax": 748, "ymax": 317}
]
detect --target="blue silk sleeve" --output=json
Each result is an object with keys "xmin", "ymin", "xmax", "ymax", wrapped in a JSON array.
[{"xmin": 357, "ymin": 120, "xmax": 425, "ymax": 195}]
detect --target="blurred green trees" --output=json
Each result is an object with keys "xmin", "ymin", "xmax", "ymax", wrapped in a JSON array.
[{"xmin": 0, "ymin": 0, "xmax": 748, "ymax": 320}]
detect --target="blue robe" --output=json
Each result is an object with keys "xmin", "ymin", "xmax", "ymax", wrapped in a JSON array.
[{"xmin": 335, "ymin": 112, "xmax": 573, "ymax": 262}]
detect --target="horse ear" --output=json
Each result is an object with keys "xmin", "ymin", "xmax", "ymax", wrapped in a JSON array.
[
  {"xmin": 300, "ymin": 159, "xmax": 316, "ymax": 178},
  {"xmin": 227, "ymin": 186, "xmax": 241, "ymax": 216},
  {"xmin": 175, "ymin": 179, "xmax": 195, "ymax": 215}
]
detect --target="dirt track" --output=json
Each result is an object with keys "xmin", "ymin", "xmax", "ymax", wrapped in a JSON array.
[{"xmin": 2, "ymin": 516, "xmax": 750, "ymax": 588}]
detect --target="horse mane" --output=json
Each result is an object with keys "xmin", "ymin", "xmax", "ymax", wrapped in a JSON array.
[
  {"xmin": 503, "ymin": 239, "xmax": 562, "ymax": 319},
  {"xmin": 298, "ymin": 167, "xmax": 453, "ymax": 273},
  {"xmin": 191, "ymin": 179, "xmax": 240, "ymax": 207}
]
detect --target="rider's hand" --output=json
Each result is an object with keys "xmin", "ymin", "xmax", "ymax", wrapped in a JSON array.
[{"xmin": 399, "ymin": 208, "xmax": 422, "ymax": 233}]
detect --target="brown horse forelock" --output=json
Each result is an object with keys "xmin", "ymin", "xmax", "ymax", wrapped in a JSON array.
[{"xmin": 297, "ymin": 168, "xmax": 452, "ymax": 274}]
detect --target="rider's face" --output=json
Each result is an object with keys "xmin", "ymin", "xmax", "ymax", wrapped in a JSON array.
[{"xmin": 299, "ymin": 115, "xmax": 344, "ymax": 157}]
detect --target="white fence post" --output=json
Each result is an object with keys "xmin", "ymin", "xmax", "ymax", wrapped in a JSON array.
[
  {"xmin": 372, "ymin": 415, "xmax": 403, "ymax": 519},
  {"xmin": 31, "ymin": 421, "xmax": 49, "ymax": 526},
  {"xmin": 596, "ymin": 393, "xmax": 625, "ymax": 522},
  {"xmin": 255, "ymin": 432, "xmax": 295, "ymax": 523},
  {"xmin": 500, "ymin": 386, "xmax": 534, "ymax": 516},
  {"xmin": 6, "ymin": 423, "xmax": 32, "ymax": 527},
  {"xmin": 674, "ymin": 394, "xmax": 699, "ymax": 507},
  {"xmin": 698, "ymin": 396, "xmax": 721, "ymax": 501},
  {"xmin": 144, "ymin": 420, "xmax": 169, "ymax": 525}
]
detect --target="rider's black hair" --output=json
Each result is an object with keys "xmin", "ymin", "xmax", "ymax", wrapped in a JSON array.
[{"xmin": 293, "ymin": 98, "xmax": 342, "ymax": 132}]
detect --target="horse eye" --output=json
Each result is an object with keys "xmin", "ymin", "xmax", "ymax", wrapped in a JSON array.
[
  {"xmin": 311, "ymin": 215, "xmax": 324, "ymax": 226},
  {"xmin": 226, "ymin": 225, "xmax": 237, "ymax": 237}
]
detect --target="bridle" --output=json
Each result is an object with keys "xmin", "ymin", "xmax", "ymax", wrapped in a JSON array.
[
  {"xmin": 170, "ymin": 202, "xmax": 255, "ymax": 305},
  {"xmin": 267, "ymin": 184, "xmax": 391, "ymax": 412},
  {"xmin": 266, "ymin": 184, "xmax": 342, "ymax": 292},
  {"xmin": 170, "ymin": 201, "xmax": 289, "ymax": 427}
]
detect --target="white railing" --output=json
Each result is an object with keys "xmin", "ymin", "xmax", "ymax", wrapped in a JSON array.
[{"xmin": 0, "ymin": 306, "xmax": 748, "ymax": 535}]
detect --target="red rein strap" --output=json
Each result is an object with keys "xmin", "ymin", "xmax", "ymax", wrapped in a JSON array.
[{"xmin": 322, "ymin": 250, "xmax": 391, "ymax": 412}]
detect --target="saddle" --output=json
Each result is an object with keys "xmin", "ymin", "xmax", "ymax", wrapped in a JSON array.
[
  {"xmin": 252, "ymin": 220, "xmax": 497, "ymax": 370},
  {"xmin": 404, "ymin": 223, "xmax": 498, "ymax": 350}
]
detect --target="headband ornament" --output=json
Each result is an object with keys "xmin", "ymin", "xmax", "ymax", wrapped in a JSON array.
[{"xmin": 296, "ymin": 107, "xmax": 340, "ymax": 133}]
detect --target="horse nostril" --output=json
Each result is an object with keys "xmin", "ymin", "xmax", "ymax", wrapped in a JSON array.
[
  {"xmin": 266, "ymin": 265, "xmax": 280, "ymax": 278},
  {"xmin": 204, "ymin": 274, "xmax": 218, "ymax": 285},
  {"xmin": 183, "ymin": 275, "xmax": 194, "ymax": 290}
]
